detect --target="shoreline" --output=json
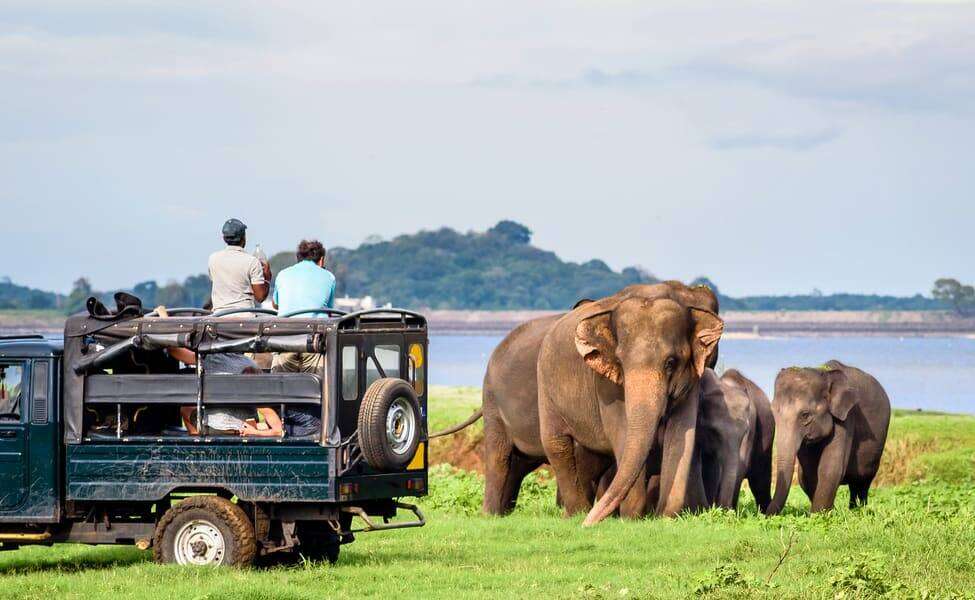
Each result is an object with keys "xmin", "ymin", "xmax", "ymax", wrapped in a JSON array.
[{"xmin": 3, "ymin": 309, "xmax": 975, "ymax": 338}]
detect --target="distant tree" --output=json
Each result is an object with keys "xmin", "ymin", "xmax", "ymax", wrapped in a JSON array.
[
  {"xmin": 362, "ymin": 234, "xmax": 384, "ymax": 246},
  {"xmin": 690, "ymin": 277, "xmax": 720, "ymax": 296},
  {"xmin": 621, "ymin": 267, "xmax": 659, "ymax": 285},
  {"xmin": 487, "ymin": 220, "xmax": 532, "ymax": 244},
  {"xmin": 182, "ymin": 274, "xmax": 211, "ymax": 307},
  {"xmin": 156, "ymin": 281, "xmax": 187, "ymax": 307},
  {"xmin": 65, "ymin": 278, "xmax": 93, "ymax": 314},
  {"xmin": 933, "ymin": 278, "xmax": 975, "ymax": 316},
  {"xmin": 133, "ymin": 281, "xmax": 159, "ymax": 307},
  {"xmin": 582, "ymin": 259, "xmax": 612, "ymax": 272}
]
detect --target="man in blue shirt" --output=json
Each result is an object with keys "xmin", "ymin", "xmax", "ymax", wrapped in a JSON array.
[
  {"xmin": 271, "ymin": 239, "xmax": 337, "ymax": 437},
  {"xmin": 272, "ymin": 239, "xmax": 336, "ymax": 318}
]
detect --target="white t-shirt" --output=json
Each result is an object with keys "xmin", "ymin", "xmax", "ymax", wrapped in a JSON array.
[{"xmin": 207, "ymin": 245, "xmax": 265, "ymax": 312}]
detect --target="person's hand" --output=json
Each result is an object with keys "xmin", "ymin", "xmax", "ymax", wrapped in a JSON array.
[{"xmin": 155, "ymin": 305, "xmax": 169, "ymax": 318}]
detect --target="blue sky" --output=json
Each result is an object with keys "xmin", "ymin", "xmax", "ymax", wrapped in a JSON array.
[{"xmin": 1, "ymin": 1, "xmax": 973, "ymax": 296}]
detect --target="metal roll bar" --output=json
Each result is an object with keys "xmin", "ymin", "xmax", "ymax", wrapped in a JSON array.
[
  {"xmin": 207, "ymin": 307, "xmax": 279, "ymax": 318},
  {"xmin": 142, "ymin": 307, "xmax": 212, "ymax": 318},
  {"xmin": 73, "ymin": 337, "xmax": 138, "ymax": 374},
  {"xmin": 279, "ymin": 308, "xmax": 348, "ymax": 318},
  {"xmin": 336, "ymin": 308, "xmax": 426, "ymax": 329},
  {"xmin": 341, "ymin": 502, "xmax": 425, "ymax": 533}
]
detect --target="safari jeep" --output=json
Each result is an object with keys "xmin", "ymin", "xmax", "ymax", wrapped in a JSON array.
[{"xmin": 0, "ymin": 306, "xmax": 428, "ymax": 566}]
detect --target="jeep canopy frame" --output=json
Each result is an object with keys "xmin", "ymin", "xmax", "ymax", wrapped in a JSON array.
[{"xmin": 62, "ymin": 309, "xmax": 427, "ymax": 445}]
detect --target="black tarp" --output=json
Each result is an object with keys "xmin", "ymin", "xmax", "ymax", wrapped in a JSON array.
[
  {"xmin": 62, "ymin": 314, "xmax": 333, "ymax": 444},
  {"xmin": 85, "ymin": 373, "xmax": 322, "ymax": 405}
]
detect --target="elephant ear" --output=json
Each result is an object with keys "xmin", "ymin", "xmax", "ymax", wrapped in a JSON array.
[
  {"xmin": 689, "ymin": 308, "xmax": 723, "ymax": 377},
  {"xmin": 826, "ymin": 369, "xmax": 858, "ymax": 421},
  {"xmin": 575, "ymin": 309, "xmax": 622, "ymax": 385}
]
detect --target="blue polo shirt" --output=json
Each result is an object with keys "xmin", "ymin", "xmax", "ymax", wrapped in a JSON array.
[{"xmin": 273, "ymin": 260, "xmax": 336, "ymax": 318}]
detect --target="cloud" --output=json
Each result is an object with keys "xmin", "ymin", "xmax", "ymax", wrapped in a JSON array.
[{"xmin": 710, "ymin": 128, "xmax": 842, "ymax": 151}]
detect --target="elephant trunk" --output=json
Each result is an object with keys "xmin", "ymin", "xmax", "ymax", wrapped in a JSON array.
[
  {"xmin": 767, "ymin": 429, "xmax": 799, "ymax": 515},
  {"xmin": 583, "ymin": 374, "xmax": 665, "ymax": 527}
]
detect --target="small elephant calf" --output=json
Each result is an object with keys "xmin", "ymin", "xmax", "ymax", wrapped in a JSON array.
[
  {"xmin": 766, "ymin": 360, "xmax": 891, "ymax": 514},
  {"xmin": 698, "ymin": 369, "xmax": 775, "ymax": 512}
]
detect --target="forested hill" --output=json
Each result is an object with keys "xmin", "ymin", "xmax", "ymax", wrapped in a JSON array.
[
  {"xmin": 0, "ymin": 220, "xmax": 960, "ymax": 313},
  {"xmin": 270, "ymin": 221, "xmax": 655, "ymax": 310}
]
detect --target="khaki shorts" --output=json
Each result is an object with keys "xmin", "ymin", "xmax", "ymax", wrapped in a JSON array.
[{"xmin": 271, "ymin": 352, "xmax": 324, "ymax": 374}]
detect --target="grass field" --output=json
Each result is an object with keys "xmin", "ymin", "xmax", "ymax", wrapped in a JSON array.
[{"xmin": 0, "ymin": 386, "xmax": 972, "ymax": 599}]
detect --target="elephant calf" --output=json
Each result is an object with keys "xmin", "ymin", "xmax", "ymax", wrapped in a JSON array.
[
  {"xmin": 766, "ymin": 360, "xmax": 891, "ymax": 514},
  {"xmin": 698, "ymin": 369, "xmax": 774, "ymax": 512}
]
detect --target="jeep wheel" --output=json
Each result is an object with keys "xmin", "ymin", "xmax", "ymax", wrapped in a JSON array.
[
  {"xmin": 154, "ymin": 496, "xmax": 256, "ymax": 567},
  {"xmin": 358, "ymin": 378, "xmax": 422, "ymax": 471}
]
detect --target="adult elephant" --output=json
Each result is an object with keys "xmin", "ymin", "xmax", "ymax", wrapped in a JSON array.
[
  {"xmin": 538, "ymin": 290, "xmax": 723, "ymax": 525},
  {"xmin": 766, "ymin": 360, "xmax": 890, "ymax": 515},
  {"xmin": 455, "ymin": 282, "xmax": 720, "ymax": 517}
]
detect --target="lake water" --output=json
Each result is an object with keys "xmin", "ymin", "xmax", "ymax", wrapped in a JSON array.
[{"xmin": 429, "ymin": 335, "xmax": 975, "ymax": 414}]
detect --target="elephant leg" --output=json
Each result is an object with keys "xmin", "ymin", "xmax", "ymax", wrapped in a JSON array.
[
  {"xmin": 684, "ymin": 444, "xmax": 709, "ymax": 513},
  {"xmin": 810, "ymin": 427, "xmax": 852, "ymax": 513},
  {"xmin": 848, "ymin": 477, "xmax": 872, "ymax": 509},
  {"xmin": 482, "ymin": 412, "xmax": 540, "ymax": 515},
  {"xmin": 619, "ymin": 465, "xmax": 648, "ymax": 519},
  {"xmin": 747, "ymin": 450, "xmax": 773, "ymax": 514},
  {"xmin": 542, "ymin": 430, "xmax": 591, "ymax": 516},
  {"xmin": 656, "ymin": 386, "xmax": 700, "ymax": 517},
  {"xmin": 796, "ymin": 451, "xmax": 819, "ymax": 505},
  {"xmin": 575, "ymin": 445, "xmax": 612, "ymax": 505},
  {"xmin": 701, "ymin": 452, "xmax": 720, "ymax": 508}
]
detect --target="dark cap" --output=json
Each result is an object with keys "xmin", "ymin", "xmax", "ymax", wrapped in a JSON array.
[{"xmin": 222, "ymin": 218, "xmax": 247, "ymax": 240}]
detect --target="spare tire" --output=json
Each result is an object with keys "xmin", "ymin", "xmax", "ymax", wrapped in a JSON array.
[{"xmin": 358, "ymin": 378, "xmax": 422, "ymax": 471}]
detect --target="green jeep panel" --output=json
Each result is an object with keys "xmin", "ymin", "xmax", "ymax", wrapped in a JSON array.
[{"xmin": 66, "ymin": 443, "xmax": 335, "ymax": 502}]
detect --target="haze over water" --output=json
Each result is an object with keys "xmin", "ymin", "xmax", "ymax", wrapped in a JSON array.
[{"xmin": 429, "ymin": 335, "xmax": 975, "ymax": 414}]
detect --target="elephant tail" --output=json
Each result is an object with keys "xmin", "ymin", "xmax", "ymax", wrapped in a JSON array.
[{"xmin": 429, "ymin": 409, "xmax": 484, "ymax": 438}]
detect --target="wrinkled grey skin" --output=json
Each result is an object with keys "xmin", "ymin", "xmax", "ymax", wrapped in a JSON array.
[
  {"xmin": 479, "ymin": 282, "xmax": 720, "ymax": 518},
  {"xmin": 698, "ymin": 369, "xmax": 755, "ymax": 509},
  {"xmin": 591, "ymin": 368, "xmax": 773, "ymax": 514},
  {"xmin": 538, "ymin": 291, "xmax": 722, "ymax": 526},
  {"xmin": 721, "ymin": 369, "xmax": 775, "ymax": 513},
  {"xmin": 766, "ymin": 360, "xmax": 891, "ymax": 515},
  {"xmin": 696, "ymin": 369, "xmax": 775, "ymax": 511}
]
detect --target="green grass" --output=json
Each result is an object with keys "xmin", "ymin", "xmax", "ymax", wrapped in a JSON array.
[{"xmin": 0, "ymin": 388, "xmax": 972, "ymax": 599}]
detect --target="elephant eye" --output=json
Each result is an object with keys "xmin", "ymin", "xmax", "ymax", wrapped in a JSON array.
[{"xmin": 664, "ymin": 357, "xmax": 676, "ymax": 374}]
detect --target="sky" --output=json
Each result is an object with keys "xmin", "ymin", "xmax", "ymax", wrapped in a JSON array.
[{"xmin": 1, "ymin": 1, "xmax": 973, "ymax": 297}]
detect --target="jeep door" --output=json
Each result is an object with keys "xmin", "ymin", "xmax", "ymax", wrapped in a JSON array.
[{"xmin": 0, "ymin": 361, "xmax": 28, "ymax": 511}]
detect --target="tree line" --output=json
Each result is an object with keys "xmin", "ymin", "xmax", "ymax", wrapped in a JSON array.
[{"xmin": 0, "ymin": 221, "xmax": 970, "ymax": 314}]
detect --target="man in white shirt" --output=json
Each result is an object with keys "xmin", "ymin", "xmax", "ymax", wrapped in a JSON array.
[{"xmin": 207, "ymin": 218, "xmax": 271, "ymax": 313}]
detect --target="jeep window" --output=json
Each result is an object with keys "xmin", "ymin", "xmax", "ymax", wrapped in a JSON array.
[
  {"xmin": 0, "ymin": 363, "xmax": 24, "ymax": 422},
  {"xmin": 366, "ymin": 345, "xmax": 401, "ymax": 388},
  {"xmin": 342, "ymin": 346, "xmax": 358, "ymax": 401}
]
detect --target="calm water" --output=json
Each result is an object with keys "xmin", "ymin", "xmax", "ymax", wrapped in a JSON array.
[{"xmin": 429, "ymin": 335, "xmax": 975, "ymax": 414}]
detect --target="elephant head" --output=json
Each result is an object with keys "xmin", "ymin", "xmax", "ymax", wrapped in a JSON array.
[
  {"xmin": 575, "ymin": 295, "xmax": 723, "ymax": 525},
  {"xmin": 766, "ymin": 366, "xmax": 857, "ymax": 515}
]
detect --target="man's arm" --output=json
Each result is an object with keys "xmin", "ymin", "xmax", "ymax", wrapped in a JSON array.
[
  {"xmin": 250, "ymin": 259, "xmax": 272, "ymax": 303},
  {"xmin": 326, "ymin": 274, "xmax": 336, "ymax": 309}
]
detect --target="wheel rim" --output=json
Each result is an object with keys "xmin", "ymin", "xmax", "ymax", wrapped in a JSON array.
[
  {"xmin": 173, "ymin": 519, "xmax": 226, "ymax": 565},
  {"xmin": 386, "ymin": 397, "xmax": 416, "ymax": 456}
]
